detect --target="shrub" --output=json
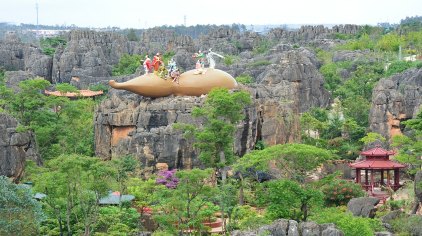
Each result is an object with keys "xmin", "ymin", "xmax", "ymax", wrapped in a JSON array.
[
  {"xmin": 385, "ymin": 60, "xmax": 414, "ymax": 76},
  {"xmin": 253, "ymin": 39, "xmax": 272, "ymax": 54},
  {"xmin": 247, "ymin": 60, "xmax": 271, "ymax": 67},
  {"xmin": 89, "ymin": 83, "xmax": 109, "ymax": 93},
  {"xmin": 322, "ymin": 179, "xmax": 365, "ymax": 206},
  {"xmin": 40, "ymin": 36, "xmax": 66, "ymax": 56},
  {"xmin": 235, "ymin": 74, "xmax": 253, "ymax": 84},
  {"xmin": 224, "ymin": 55, "xmax": 239, "ymax": 66},
  {"xmin": 156, "ymin": 169, "xmax": 179, "ymax": 189},
  {"xmin": 310, "ymin": 207, "xmax": 383, "ymax": 236},
  {"xmin": 229, "ymin": 205, "xmax": 270, "ymax": 231},
  {"xmin": 112, "ymin": 54, "xmax": 142, "ymax": 76}
]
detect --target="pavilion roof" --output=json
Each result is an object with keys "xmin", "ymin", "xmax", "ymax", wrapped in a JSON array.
[
  {"xmin": 349, "ymin": 159, "xmax": 405, "ymax": 169},
  {"xmin": 99, "ymin": 191, "xmax": 135, "ymax": 205},
  {"xmin": 44, "ymin": 89, "xmax": 103, "ymax": 97},
  {"xmin": 360, "ymin": 147, "xmax": 395, "ymax": 157}
]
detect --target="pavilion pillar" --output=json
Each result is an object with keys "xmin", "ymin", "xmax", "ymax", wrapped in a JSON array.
[
  {"xmin": 394, "ymin": 169, "xmax": 400, "ymax": 190},
  {"xmin": 356, "ymin": 169, "xmax": 361, "ymax": 183},
  {"xmin": 380, "ymin": 170, "xmax": 384, "ymax": 186},
  {"xmin": 370, "ymin": 169, "xmax": 374, "ymax": 192},
  {"xmin": 387, "ymin": 170, "xmax": 391, "ymax": 186},
  {"xmin": 365, "ymin": 170, "xmax": 369, "ymax": 185}
]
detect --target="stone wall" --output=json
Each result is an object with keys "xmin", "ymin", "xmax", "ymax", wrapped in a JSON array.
[{"xmin": 0, "ymin": 113, "xmax": 40, "ymax": 181}]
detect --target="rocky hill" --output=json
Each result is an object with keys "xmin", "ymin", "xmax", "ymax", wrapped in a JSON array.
[{"xmin": 369, "ymin": 68, "xmax": 422, "ymax": 141}]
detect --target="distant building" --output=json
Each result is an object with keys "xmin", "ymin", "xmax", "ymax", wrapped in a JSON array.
[{"xmin": 99, "ymin": 191, "xmax": 135, "ymax": 205}]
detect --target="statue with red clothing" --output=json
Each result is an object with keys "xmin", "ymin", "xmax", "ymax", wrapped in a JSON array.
[
  {"xmin": 143, "ymin": 55, "xmax": 153, "ymax": 75},
  {"xmin": 152, "ymin": 53, "xmax": 163, "ymax": 72}
]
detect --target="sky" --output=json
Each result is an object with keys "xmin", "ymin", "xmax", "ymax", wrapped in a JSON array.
[{"xmin": 1, "ymin": 0, "xmax": 421, "ymax": 29}]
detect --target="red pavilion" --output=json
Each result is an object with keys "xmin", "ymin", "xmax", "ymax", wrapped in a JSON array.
[{"xmin": 350, "ymin": 146, "xmax": 406, "ymax": 194}]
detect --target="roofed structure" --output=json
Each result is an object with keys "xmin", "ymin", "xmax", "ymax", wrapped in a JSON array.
[
  {"xmin": 349, "ymin": 146, "xmax": 405, "ymax": 195},
  {"xmin": 44, "ymin": 89, "xmax": 103, "ymax": 98}
]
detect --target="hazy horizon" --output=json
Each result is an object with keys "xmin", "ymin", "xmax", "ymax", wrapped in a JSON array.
[{"xmin": 1, "ymin": 0, "xmax": 421, "ymax": 29}]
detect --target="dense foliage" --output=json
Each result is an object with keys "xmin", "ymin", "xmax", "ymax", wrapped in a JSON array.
[
  {"xmin": 0, "ymin": 176, "xmax": 44, "ymax": 236},
  {"xmin": 112, "ymin": 54, "xmax": 142, "ymax": 76},
  {"xmin": 259, "ymin": 179, "xmax": 323, "ymax": 221},
  {"xmin": 40, "ymin": 36, "xmax": 67, "ymax": 56},
  {"xmin": 235, "ymin": 143, "xmax": 336, "ymax": 182},
  {"xmin": 310, "ymin": 207, "xmax": 383, "ymax": 236}
]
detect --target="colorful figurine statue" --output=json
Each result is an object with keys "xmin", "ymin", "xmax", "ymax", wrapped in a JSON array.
[
  {"xmin": 143, "ymin": 55, "xmax": 152, "ymax": 75},
  {"xmin": 206, "ymin": 48, "xmax": 224, "ymax": 69},
  {"xmin": 152, "ymin": 53, "xmax": 163, "ymax": 72},
  {"xmin": 167, "ymin": 58, "xmax": 180, "ymax": 83},
  {"xmin": 192, "ymin": 50, "xmax": 207, "ymax": 74}
]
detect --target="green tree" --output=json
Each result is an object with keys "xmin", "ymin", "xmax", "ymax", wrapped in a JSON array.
[
  {"xmin": 0, "ymin": 176, "xmax": 44, "ymax": 236},
  {"xmin": 34, "ymin": 154, "xmax": 116, "ymax": 235},
  {"xmin": 93, "ymin": 206, "xmax": 140, "ymax": 235},
  {"xmin": 392, "ymin": 110, "xmax": 422, "ymax": 177},
  {"xmin": 260, "ymin": 179, "xmax": 323, "ymax": 221},
  {"xmin": 153, "ymin": 169, "xmax": 217, "ymax": 234},
  {"xmin": 7, "ymin": 78, "xmax": 51, "ymax": 126},
  {"xmin": 127, "ymin": 178, "xmax": 161, "ymax": 216},
  {"xmin": 360, "ymin": 132, "xmax": 386, "ymax": 145},
  {"xmin": 235, "ymin": 143, "xmax": 336, "ymax": 182},
  {"xmin": 178, "ymin": 88, "xmax": 251, "ymax": 182},
  {"xmin": 376, "ymin": 33, "xmax": 403, "ymax": 52}
]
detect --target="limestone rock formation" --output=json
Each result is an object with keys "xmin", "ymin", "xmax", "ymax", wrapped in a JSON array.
[
  {"xmin": 369, "ymin": 68, "xmax": 422, "ymax": 140},
  {"xmin": 347, "ymin": 197, "xmax": 380, "ymax": 218},
  {"xmin": 0, "ymin": 32, "xmax": 52, "ymax": 80},
  {"xmin": 4, "ymin": 71, "xmax": 36, "ymax": 91},
  {"xmin": 0, "ymin": 113, "xmax": 40, "ymax": 181},
  {"xmin": 268, "ymin": 24, "xmax": 360, "ymax": 44},
  {"xmin": 231, "ymin": 219, "xmax": 343, "ymax": 236},
  {"xmin": 52, "ymin": 30, "xmax": 134, "ymax": 83}
]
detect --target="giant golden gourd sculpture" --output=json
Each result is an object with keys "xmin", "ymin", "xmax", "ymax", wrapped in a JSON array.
[{"xmin": 109, "ymin": 50, "xmax": 237, "ymax": 97}]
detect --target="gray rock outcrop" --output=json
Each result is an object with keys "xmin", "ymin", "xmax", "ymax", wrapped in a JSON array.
[
  {"xmin": 369, "ymin": 68, "xmax": 422, "ymax": 140},
  {"xmin": 231, "ymin": 219, "xmax": 343, "ymax": 236},
  {"xmin": 347, "ymin": 197, "xmax": 380, "ymax": 218},
  {"xmin": 0, "ymin": 32, "xmax": 52, "ymax": 80},
  {"xmin": 268, "ymin": 24, "xmax": 360, "ymax": 44},
  {"xmin": 3, "ymin": 71, "xmax": 36, "ymax": 91},
  {"xmin": 0, "ymin": 113, "xmax": 40, "ymax": 181},
  {"xmin": 52, "ymin": 30, "xmax": 135, "ymax": 84}
]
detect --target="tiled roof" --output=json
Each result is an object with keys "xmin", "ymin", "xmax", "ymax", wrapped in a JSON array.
[
  {"xmin": 350, "ymin": 159, "xmax": 405, "ymax": 169},
  {"xmin": 44, "ymin": 90, "xmax": 103, "ymax": 97},
  {"xmin": 360, "ymin": 147, "xmax": 395, "ymax": 157}
]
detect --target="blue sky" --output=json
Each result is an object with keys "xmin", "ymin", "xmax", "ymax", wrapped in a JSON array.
[{"xmin": 1, "ymin": 0, "xmax": 421, "ymax": 28}]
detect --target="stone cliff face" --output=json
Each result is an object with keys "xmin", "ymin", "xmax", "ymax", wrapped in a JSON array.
[
  {"xmin": 0, "ymin": 113, "xmax": 40, "ymax": 181},
  {"xmin": 52, "ymin": 30, "xmax": 135, "ymax": 83},
  {"xmin": 369, "ymin": 68, "xmax": 422, "ymax": 140},
  {"xmin": 0, "ymin": 32, "xmax": 52, "ymax": 80},
  {"xmin": 268, "ymin": 24, "xmax": 360, "ymax": 43},
  {"xmin": 94, "ymin": 48, "xmax": 330, "ymax": 170}
]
